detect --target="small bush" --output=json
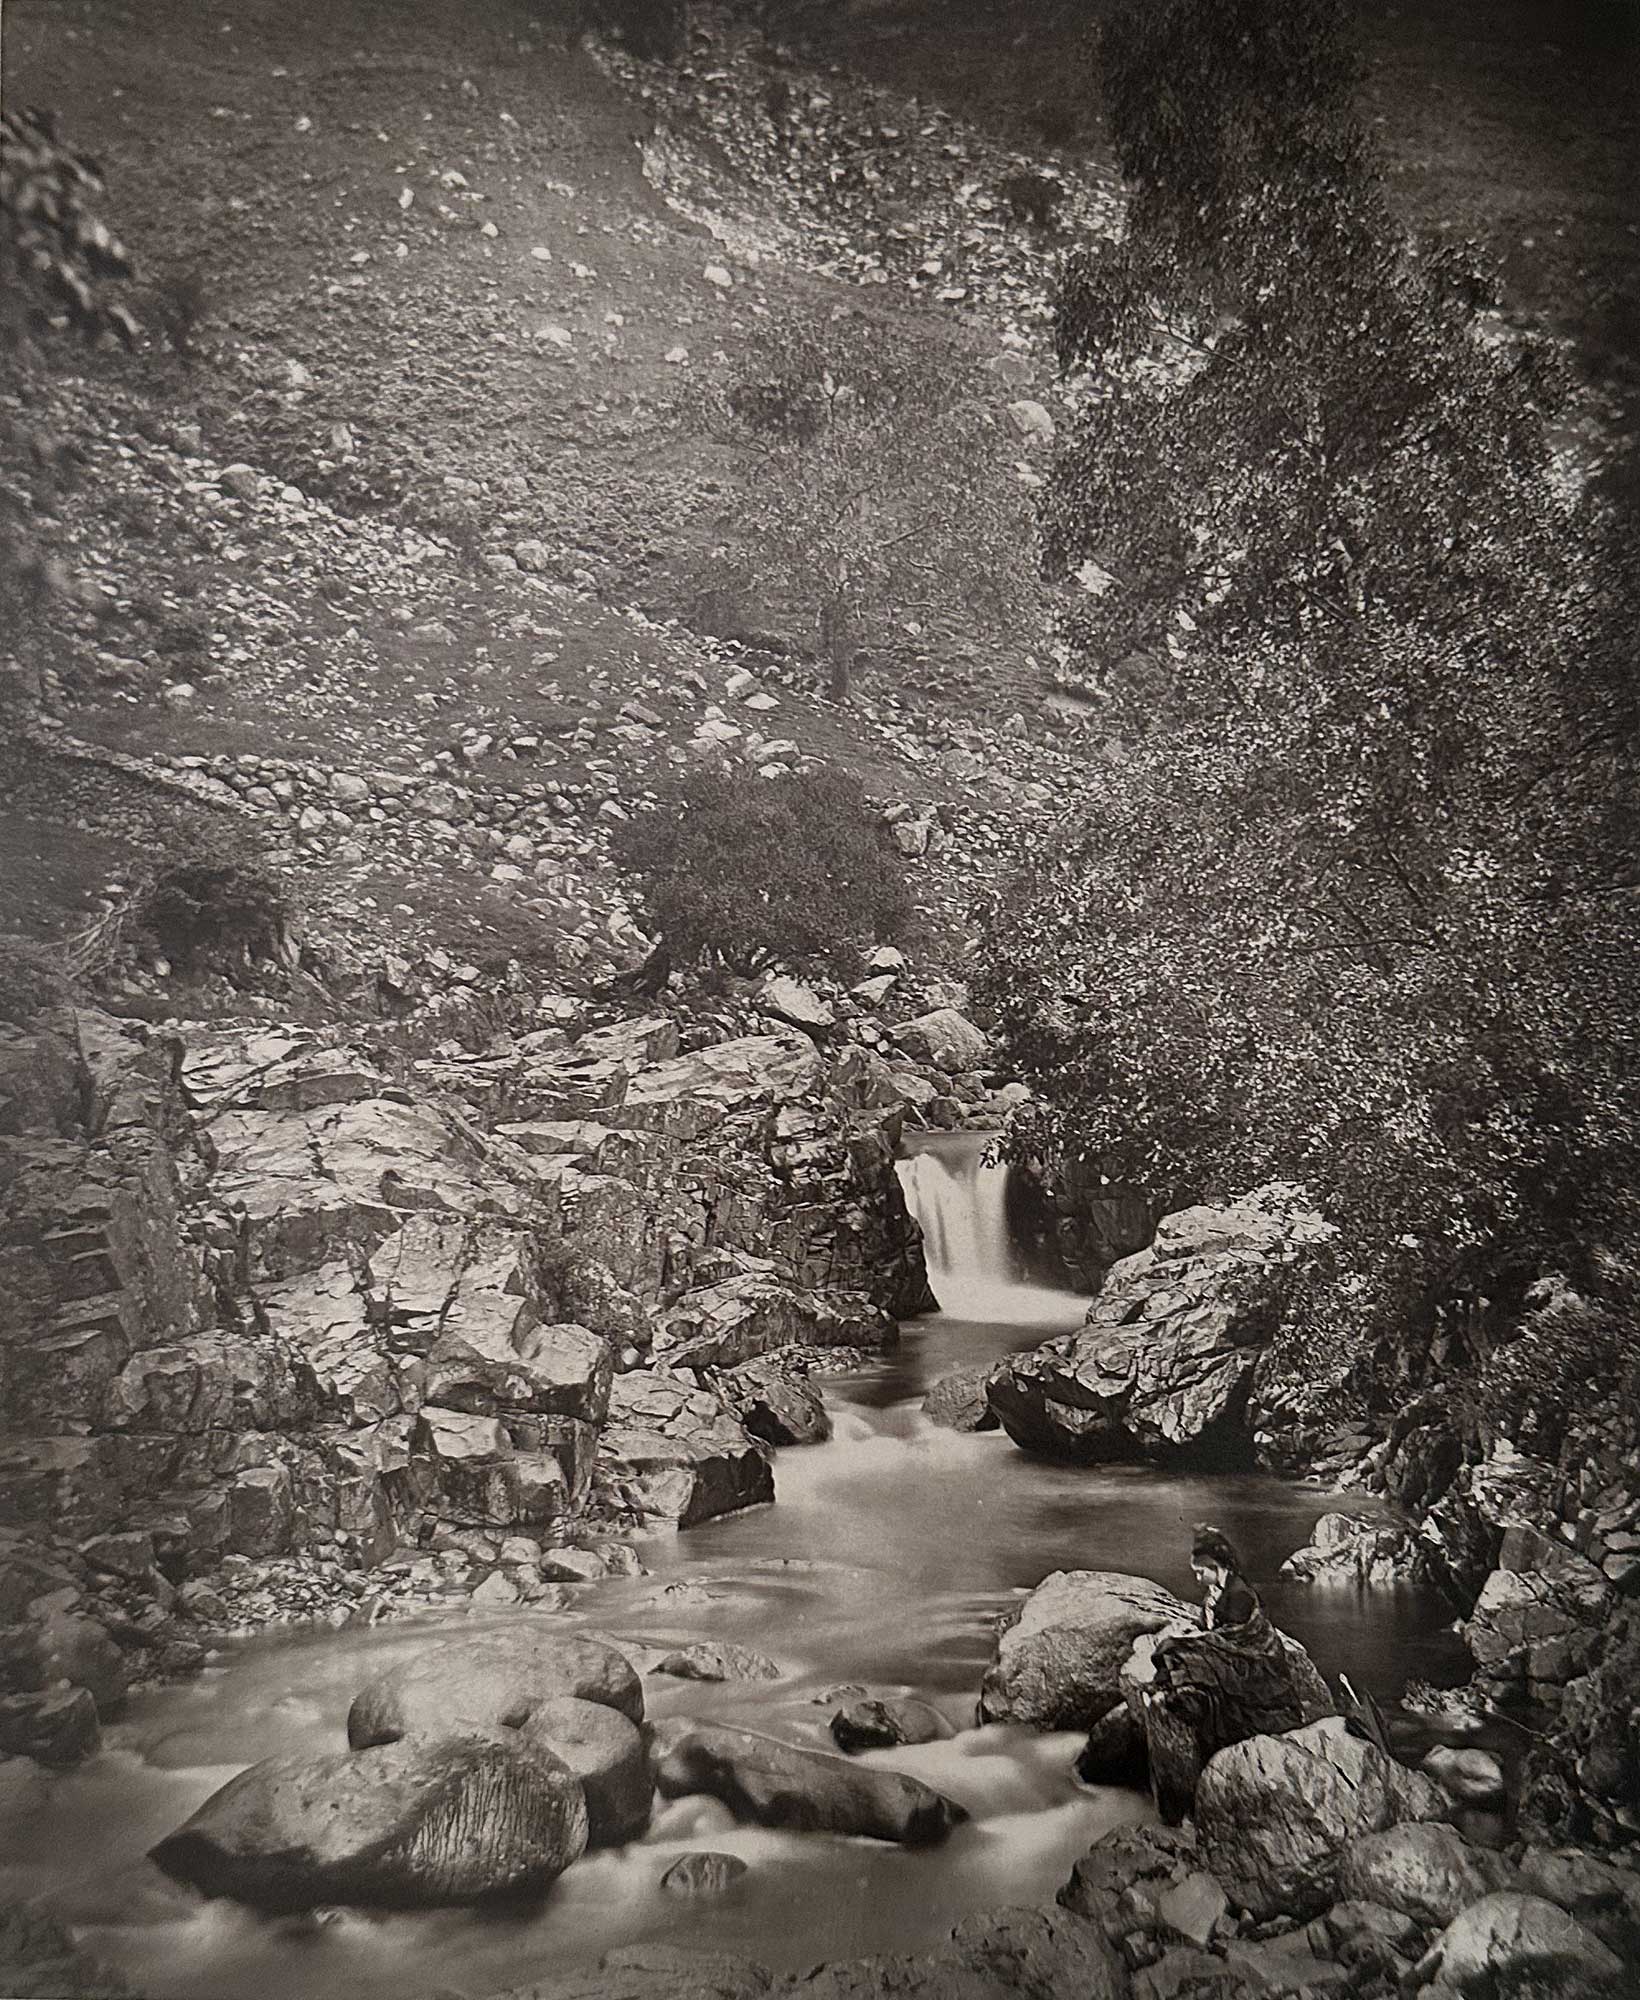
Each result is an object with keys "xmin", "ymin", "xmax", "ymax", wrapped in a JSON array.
[
  {"xmin": 152, "ymin": 264, "xmax": 207, "ymax": 361},
  {"xmin": 591, "ymin": 0, "xmax": 687, "ymax": 61},
  {"xmin": 612, "ymin": 765, "xmax": 910, "ymax": 976},
  {"xmin": 998, "ymin": 170, "xmax": 1064, "ymax": 230},
  {"xmin": 135, "ymin": 861, "xmax": 289, "ymax": 974}
]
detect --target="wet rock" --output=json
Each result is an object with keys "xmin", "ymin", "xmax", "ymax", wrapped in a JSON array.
[
  {"xmin": 151, "ymin": 1732, "xmax": 588, "ymax": 1910},
  {"xmin": 922, "ymin": 1364, "xmax": 999, "ymax": 1432},
  {"xmin": 518, "ymin": 1695, "xmax": 652, "ymax": 1846},
  {"xmin": 1336, "ymin": 1822, "xmax": 1518, "ymax": 1930},
  {"xmin": 988, "ymin": 1189, "xmax": 1329, "ymax": 1466},
  {"xmin": 1195, "ymin": 1716, "xmax": 1451, "ymax": 1921},
  {"xmin": 0, "ymin": 1903, "xmax": 132, "ymax": 1999},
  {"xmin": 661, "ymin": 1851, "xmax": 748, "ymax": 1899},
  {"xmin": 1059, "ymin": 1821, "xmax": 1205, "ymax": 1941},
  {"xmin": 655, "ymin": 1722, "xmax": 967, "ymax": 1846},
  {"xmin": 0, "ymin": 1685, "xmax": 101, "ymax": 1765},
  {"xmin": 599, "ymin": 1372, "xmax": 773, "ymax": 1529},
  {"xmin": 0, "ymin": 1603, "xmax": 129, "ymax": 1713},
  {"xmin": 977, "ymin": 1570, "xmax": 1188, "ymax": 1729},
  {"xmin": 716, "ymin": 1355, "xmax": 831, "ymax": 1447},
  {"xmin": 829, "ymin": 1697, "xmax": 953, "ymax": 1754},
  {"xmin": 347, "ymin": 1627, "xmax": 643, "ymax": 1746},
  {"xmin": 1074, "ymin": 1702, "xmax": 1150, "ymax": 1789},
  {"xmin": 1422, "ymin": 1745, "xmax": 1508, "ymax": 1808},
  {"xmin": 1413, "ymin": 1891, "xmax": 1623, "ymax": 1998},
  {"xmin": 1280, "ymin": 1511, "xmax": 1433, "ymax": 1588},
  {"xmin": 654, "ymin": 1643, "xmax": 782, "ymax": 1684}
]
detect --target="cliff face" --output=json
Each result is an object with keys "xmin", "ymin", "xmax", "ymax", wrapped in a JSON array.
[{"xmin": 0, "ymin": 1002, "xmax": 934, "ymax": 1767}]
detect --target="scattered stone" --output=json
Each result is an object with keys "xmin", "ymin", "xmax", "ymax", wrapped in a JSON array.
[
  {"xmin": 830, "ymin": 1698, "xmax": 953, "ymax": 1754},
  {"xmin": 661, "ymin": 1851, "xmax": 748, "ymax": 1898}
]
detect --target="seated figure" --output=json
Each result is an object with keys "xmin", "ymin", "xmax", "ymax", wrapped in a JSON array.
[{"xmin": 1141, "ymin": 1523, "xmax": 1309, "ymax": 1823}]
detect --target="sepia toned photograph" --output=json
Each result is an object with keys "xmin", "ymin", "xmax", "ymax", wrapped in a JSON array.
[{"xmin": 1, "ymin": 0, "xmax": 1637, "ymax": 1994}]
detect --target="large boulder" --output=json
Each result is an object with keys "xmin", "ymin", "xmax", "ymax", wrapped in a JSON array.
[
  {"xmin": 888, "ymin": 1009, "xmax": 989, "ymax": 1075},
  {"xmin": 1463, "ymin": 1527, "xmax": 1615, "ymax": 1697},
  {"xmin": 598, "ymin": 1371, "xmax": 773, "ymax": 1528},
  {"xmin": 1195, "ymin": 1716, "xmax": 1450, "ymax": 1920},
  {"xmin": 150, "ymin": 1733, "xmax": 588, "ymax": 1910},
  {"xmin": 987, "ymin": 1188, "xmax": 1328, "ymax": 1465},
  {"xmin": 348, "ymin": 1628, "xmax": 643, "ymax": 1747},
  {"xmin": 518, "ymin": 1695, "xmax": 652, "ymax": 1846},
  {"xmin": 976, "ymin": 1570, "xmax": 1187, "ymax": 1729},
  {"xmin": 1336, "ymin": 1822, "xmax": 1519, "ymax": 1930},
  {"xmin": 1414, "ymin": 1892, "xmax": 1624, "ymax": 1999},
  {"xmin": 655, "ymin": 1722, "xmax": 967, "ymax": 1846},
  {"xmin": 716, "ymin": 1354, "xmax": 831, "ymax": 1447},
  {"xmin": 922, "ymin": 1364, "xmax": 1000, "ymax": 1433},
  {"xmin": 1279, "ymin": 1511, "xmax": 1434, "ymax": 1588}
]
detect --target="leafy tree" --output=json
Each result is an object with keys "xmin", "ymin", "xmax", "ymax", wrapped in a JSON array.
[
  {"xmin": 706, "ymin": 310, "xmax": 1039, "ymax": 699},
  {"xmin": 978, "ymin": 0, "xmax": 1640, "ymax": 1384},
  {"xmin": 613, "ymin": 765, "xmax": 911, "ymax": 975}
]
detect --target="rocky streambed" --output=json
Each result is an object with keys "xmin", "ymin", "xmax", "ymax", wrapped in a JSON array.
[{"xmin": 2, "ymin": 997, "xmax": 1637, "ymax": 2000}]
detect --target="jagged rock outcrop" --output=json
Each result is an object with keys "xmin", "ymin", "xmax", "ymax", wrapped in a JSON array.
[
  {"xmin": 986, "ymin": 1189, "xmax": 1331, "ymax": 1465},
  {"xmin": 1463, "ymin": 1526, "xmax": 1616, "ymax": 1699},
  {"xmin": 0, "ymin": 1000, "xmax": 933, "ymax": 1764},
  {"xmin": 150, "ymin": 1732, "xmax": 589, "ymax": 1909},
  {"xmin": 598, "ymin": 1371, "xmax": 774, "ymax": 1527}
]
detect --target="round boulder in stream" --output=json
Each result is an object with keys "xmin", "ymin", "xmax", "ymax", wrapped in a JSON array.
[
  {"xmin": 830, "ymin": 1697, "xmax": 954, "ymax": 1754},
  {"xmin": 348, "ymin": 1628, "xmax": 643, "ymax": 1747},
  {"xmin": 978, "ymin": 1569, "xmax": 1188, "ymax": 1729},
  {"xmin": 518, "ymin": 1696, "xmax": 653, "ymax": 1846},
  {"xmin": 655, "ymin": 1721, "xmax": 967, "ymax": 1845},
  {"xmin": 150, "ymin": 1733, "xmax": 589, "ymax": 1911}
]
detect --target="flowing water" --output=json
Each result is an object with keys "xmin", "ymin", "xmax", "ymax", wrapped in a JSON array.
[{"xmin": 0, "ymin": 1134, "xmax": 1470, "ymax": 1997}]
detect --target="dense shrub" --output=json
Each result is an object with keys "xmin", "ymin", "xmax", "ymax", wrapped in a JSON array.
[
  {"xmin": 979, "ymin": 0, "xmax": 1640, "ymax": 1380},
  {"xmin": 135, "ymin": 862, "xmax": 290, "ymax": 974},
  {"xmin": 612, "ymin": 766, "xmax": 910, "ymax": 975}
]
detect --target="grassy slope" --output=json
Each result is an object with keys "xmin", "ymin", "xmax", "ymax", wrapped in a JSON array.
[
  {"xmin": 3, "ymin": 0, "xmax": 1634, "ymax": 987},
  {"xmin": 4, "ymin": 0, "xmax": 1067, "ymax": 974}
]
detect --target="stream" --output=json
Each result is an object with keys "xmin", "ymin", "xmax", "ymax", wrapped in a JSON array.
[{"xmin": 0, "ymin": 1134, "xmax": 1470, "ymax": 1998}]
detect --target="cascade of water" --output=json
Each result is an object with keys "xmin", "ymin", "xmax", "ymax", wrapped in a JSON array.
[{"xmin": 895, "ymin": 1133, "xmax": 1085, "ymax": 1328}]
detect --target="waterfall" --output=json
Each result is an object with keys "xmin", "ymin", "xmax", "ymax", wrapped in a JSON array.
[{"xmin": 895, "ymin": 1133, "xmax": 1084, "ymax": 1327}]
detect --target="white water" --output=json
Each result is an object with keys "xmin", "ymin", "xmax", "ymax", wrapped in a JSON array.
[
  {"xmin": 895, "ymin": 1132, "xmax": 1085, "ymax": 1328},
  {"xmin": 0, "ymin": 1133, "xmax": 1472, "ymax": 1998}
]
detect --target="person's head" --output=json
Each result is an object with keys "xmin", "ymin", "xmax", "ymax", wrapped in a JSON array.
[{"xmin": 1190, "ymin": 1524, "xmax": 1241, "ymax": 1585}]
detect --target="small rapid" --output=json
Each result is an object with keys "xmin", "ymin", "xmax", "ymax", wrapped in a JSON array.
[{"xmin": 0, "ymin": 1133, "xmax": 1471, "ymax": 1999}]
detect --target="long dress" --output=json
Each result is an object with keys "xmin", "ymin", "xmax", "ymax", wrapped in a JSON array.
[{"xmin": 1144, "ymin": 1574, "xmax": 1306, "ymax": 1825}]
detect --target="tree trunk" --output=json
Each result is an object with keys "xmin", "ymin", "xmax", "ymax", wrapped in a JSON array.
[{"xmin": 820, "ymin": 592, "xmax": 854, "ymax": 703}]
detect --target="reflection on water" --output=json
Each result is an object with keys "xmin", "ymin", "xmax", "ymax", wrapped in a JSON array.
[{"xmin": 0, "ymin": 1147, "xmax": 1471, "ymax": 1998}]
